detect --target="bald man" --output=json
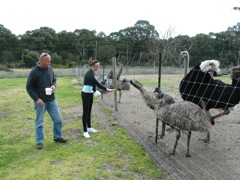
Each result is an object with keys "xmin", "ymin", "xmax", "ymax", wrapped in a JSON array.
[{"xmin": 26, "ymin": 53, "xmax": 67, "ymax": 149}]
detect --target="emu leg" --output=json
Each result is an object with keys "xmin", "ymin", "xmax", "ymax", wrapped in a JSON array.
[
  {"xmin": 198, "ymin": 101, "xmax": 211, "ymax": 142},
  {"xmin": 185, "ymin": 131, "xmax": 191, "ymax": 158},
  {"xmin": 203, "ymin": 132, "xmax": 210, "ymax": 143},
  {"xmin": 201, "ymin": 110, "xmax": 211, "ymax": 142},
  {"xmin": 118, "ymin": 90, "xmax": 122, "ymax": 103},
  {"xmin": 198, "ymin": 131, "xmax": 210, "ymax": 143},
  {"xmin": 160, "ymin": 122, "xmax": 166, "ymax": 138},
  {"xmin": 170, "ymin": 130, "xmax": 181, "ymax": 156}
]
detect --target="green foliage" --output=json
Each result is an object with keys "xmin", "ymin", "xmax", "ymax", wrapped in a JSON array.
[
  {"xmin": 1, "ymin": 20, "xmax": 240, "ymax": 68},
  {"xmin": 97, "ymin": 45, "xmax": 116, "ymax": 64},
  {"xmin": 0, "ymin": 77, "xmax": 163, "ymax": 179},
  {"xmin": 0, "ymin": 64, "xmax": 11, "ymax": 71},
  {"xmin": 21, "ymin": 49, "xmax": 39, "ymax": 68},
  {"xmin": 51, "ymin": 52, "xmax": 62, "ymax": 65}
]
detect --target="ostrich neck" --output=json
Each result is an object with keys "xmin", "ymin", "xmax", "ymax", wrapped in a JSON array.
[
  {"xmin": 184, "ymin": 53, "xmax": 189, "ymax": 76},
  {"xmin": 232, "ymin": 78, "xmax": 240, "ymax": 86}
]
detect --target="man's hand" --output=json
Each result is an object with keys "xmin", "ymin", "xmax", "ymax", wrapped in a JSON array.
[
  {"xmin": 36, "ymin": 98, "xmax": 44, "ymax": 106},
  {"xmin": 50, "ymin": 86, "xmax": 56, "ymax": 92}
]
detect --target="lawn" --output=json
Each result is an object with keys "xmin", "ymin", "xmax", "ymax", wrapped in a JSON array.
[{"xmin": 0, "ymin": 77, "xmax": 163, "ymax": 179}]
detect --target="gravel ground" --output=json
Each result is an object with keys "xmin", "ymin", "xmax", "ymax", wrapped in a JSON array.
[{"xmin": 96, "ymin": 75, "xmax": 240, "ymax": 180}]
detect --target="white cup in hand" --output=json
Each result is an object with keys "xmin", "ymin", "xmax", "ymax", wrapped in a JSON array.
[{"xmin": 45, "ymin": 88, "xmax": 52, "ymax": 95}]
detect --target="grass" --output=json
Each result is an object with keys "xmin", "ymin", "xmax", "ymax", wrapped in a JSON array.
[{"xmin": 0, "ymin": 77, "xmax": 163, "ymax": 179}]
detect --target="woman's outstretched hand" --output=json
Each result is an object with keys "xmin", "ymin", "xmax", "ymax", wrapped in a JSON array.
[{"xmin": 106, "ymin": 88, "xmax": 115, "ymax": 92}]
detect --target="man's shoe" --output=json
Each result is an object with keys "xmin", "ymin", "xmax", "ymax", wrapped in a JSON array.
[
  {"xmin": 87, "ymin": 127, "xmax": 98, "ymax": 133},
  {"xmin": 37, "ymin": 143, "xmax": 43, "ymax": 149},
  {"xmin": 54, "ymin": 137, "xmax": 68, "ymax": 143},
  {"xmin": 83, "ymin": 132, "xmax": 90, "ymax": 138}
]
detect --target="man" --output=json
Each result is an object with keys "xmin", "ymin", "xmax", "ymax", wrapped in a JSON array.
[{"xmin": 26, "ymin": 53, "xmax": 67, "ymax": 149}]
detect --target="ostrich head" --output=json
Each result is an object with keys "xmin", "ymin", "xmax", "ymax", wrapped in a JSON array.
[
  {"xmin": 200, "ymin": 60, "xmax": 220, "ymax": 73},
  {"xmin": 230, "ymin": 66, "xmax": 240, "ymax": 80},
  {"xmin": 180, "ymin": 51, "xmax": 189, "ymax": 58}
]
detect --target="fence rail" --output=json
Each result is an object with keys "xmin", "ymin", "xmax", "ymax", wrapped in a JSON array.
[{"xmin": 0, "ymin": 66, "xmax": 187, "ymax": 79}]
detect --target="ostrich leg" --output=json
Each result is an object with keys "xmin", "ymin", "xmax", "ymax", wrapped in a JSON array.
[
  {"xmin": 211, "ymin": 108, "xmax": 230, "ymax": 120},
  {"xmin": 185, "ymin": 131, "xmax": 192, "ymax": 158},
  {"xmin": 201, "ymin": 109, "xmax": 231, "ymax": 142},
  {"xmin": 170, "ymin": 130, "xmax": 181, "ymax": 156}
]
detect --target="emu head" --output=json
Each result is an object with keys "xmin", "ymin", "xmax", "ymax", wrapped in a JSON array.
[
  {"xmin": 122, "ymin": 78, "xmax": 143, "ymax": 90},
  {"xmin": 153, "ymin": 87, "xmax": 164, "ymax": 99},
  {"xmin": 122, "ymin": 78, "xmax": 132, "ymax": 84}
]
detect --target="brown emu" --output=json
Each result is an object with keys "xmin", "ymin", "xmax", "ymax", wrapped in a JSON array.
[
  {"xmin": 99, "ymin": 64, "xmax": 130, "ymax": 103},
  {"xmin": 124, "ymin": 78, "xmax": 212, "ymax": 157}
]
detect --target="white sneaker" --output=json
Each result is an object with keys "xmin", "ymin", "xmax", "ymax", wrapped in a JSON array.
[
  {"xmin": 83, "ymin": 132, "xmax": 90, "ymax": 138},
  {"xmin": 87, "ymin": 128, "xmax": 98, "ymax": 133}
]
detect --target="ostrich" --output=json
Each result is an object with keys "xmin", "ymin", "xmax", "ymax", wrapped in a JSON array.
[
  {"xmin": 180, "ymin": 51, "xmax": 240, "ymax": 141},
  {"xmin": 123, "ymin": 78, "xmax": 212, "ymax": 157},
  {"xmin": 180, "ymin": 50, "xmax": 190, "ymax": 76}
]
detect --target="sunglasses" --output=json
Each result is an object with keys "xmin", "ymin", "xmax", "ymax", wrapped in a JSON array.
[{"xmin": 40, "ymin": 53, "xmax": 48, "ymax": 60}]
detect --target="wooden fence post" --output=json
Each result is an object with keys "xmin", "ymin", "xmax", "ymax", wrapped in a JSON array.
[{"xmin": 112, "ymin": 57, "xmax": 118, "ymax": 111}]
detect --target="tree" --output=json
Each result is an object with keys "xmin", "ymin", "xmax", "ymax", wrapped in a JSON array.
[
  {"xmin": 73, "ymin": 29, "xmax": 96, "ymax": 64},
  {"xmin": 190, "ymin": 33, "xmax": 216, "ymax": 66},
  {"xmin": 154, "ymin": 26, "xmax": 178, "ymax": 66},
  {"xmin": 20, "ymin": 27, "xmax": 58, "ymax": 53},
  {"xmin": 0, "ymin": 25, "xmax": 19, "ymax": 63},
  {"xmin": 51, "ymin": 53, "xmax": 62, "ymax": 65},
  {"xmin": 21, "ymin": 49, "xmax": 39, "ymax": 68},
  {"xmin": 56, "ymin": 30, "xmax": 76, "ymax": 64},
  {"xmin": 97, "ymin": 45, "xmax": 116, "ymax": 65}
]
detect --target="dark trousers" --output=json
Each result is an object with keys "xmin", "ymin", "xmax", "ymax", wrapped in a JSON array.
[{"xmin": 81, "ymin": 92, "xmax": 93, "ymax": 132}]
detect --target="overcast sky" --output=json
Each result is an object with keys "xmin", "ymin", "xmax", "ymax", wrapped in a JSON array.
[{"xmin": 1, "ymin": 0, "xmax": 239, "ymax": 37}]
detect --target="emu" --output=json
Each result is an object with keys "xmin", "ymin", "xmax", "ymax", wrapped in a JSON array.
[
  {"xmin": 124, "ymin": 78, "xmax": 212, "ymax": 157},
  {"xmin": 100, "ymin": 64, "xmax": 130, "ymax": 103},
  {"xmin": 180, "ymin": 51, "xmax": 240, "ymax": 141}
]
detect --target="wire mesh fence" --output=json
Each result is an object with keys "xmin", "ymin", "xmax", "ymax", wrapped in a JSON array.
[
  {"xmin": 1, "ymin": 65, "xmax": 240, "ymax": 179},
  {"xmin": 98, "ymin": 72, "xmax": 240, "ymax": 180}
]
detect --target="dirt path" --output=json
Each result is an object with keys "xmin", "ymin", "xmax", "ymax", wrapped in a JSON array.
[{"xmin": 96, "ymin": 78, "xmax": 240, "ymax": 180}]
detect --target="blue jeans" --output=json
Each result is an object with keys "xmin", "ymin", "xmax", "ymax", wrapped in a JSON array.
[{"xmin": 34, "ymin": 99, "xmax": 63, "ymax": 143}]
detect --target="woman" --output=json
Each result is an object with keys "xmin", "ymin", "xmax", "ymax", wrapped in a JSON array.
[{"xmin": 81, "ymin": 57, "xmax": 115, "ymax": 138}]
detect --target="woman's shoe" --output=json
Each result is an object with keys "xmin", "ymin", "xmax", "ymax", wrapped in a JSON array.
[
  {"xmin": 83, "ymin": 132, "xmax": 90, "ymax": 138},
  {"xmin": 87, "ymin": 127, "xmax": 98, "ymax": 133}
]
